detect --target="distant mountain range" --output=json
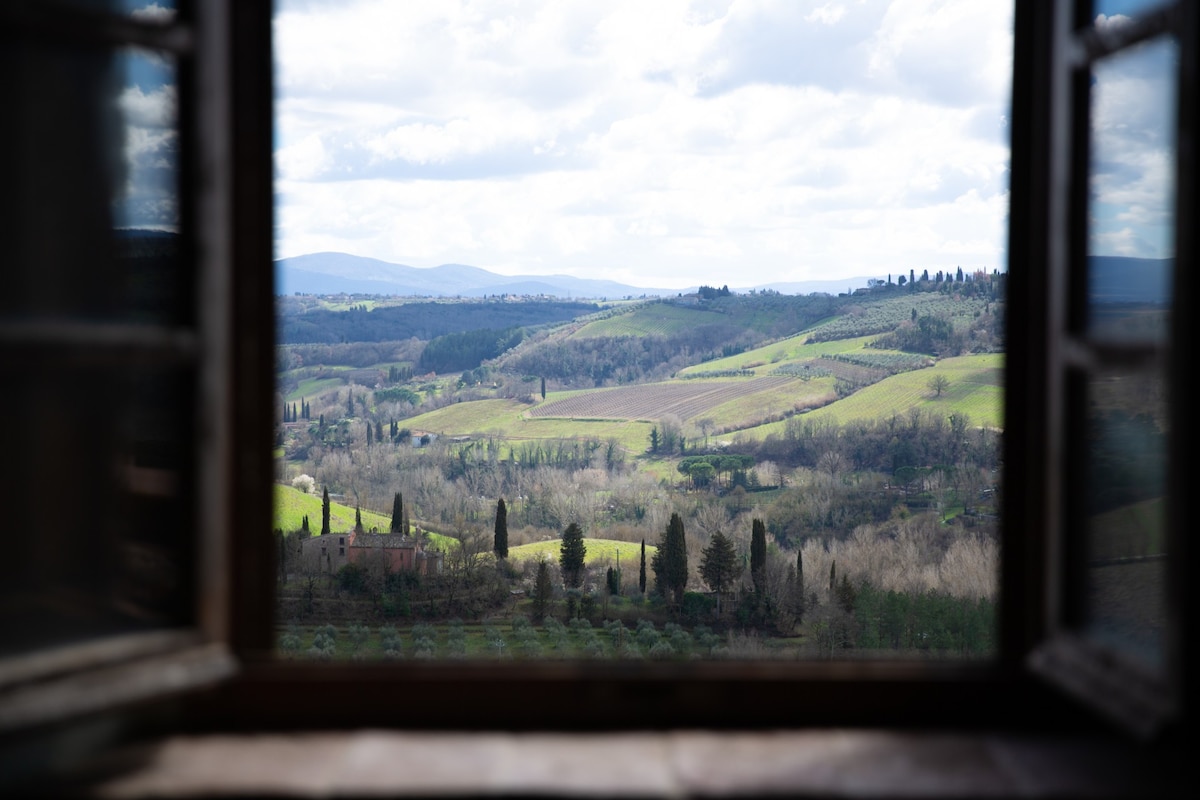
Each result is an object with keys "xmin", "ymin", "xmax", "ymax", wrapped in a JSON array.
[
  {"xmin": 274, "ymin": 252, "xmax": 880, "ymax": 298},
  {"xmin": 274, "ymin": 250, "xmax": 1172, "ymax": 303}
]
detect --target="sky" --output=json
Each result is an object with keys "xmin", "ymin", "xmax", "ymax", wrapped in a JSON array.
[
  {"xmin": 113, "ymin": 1, "xmax": 1176, "ymax": 291},
  {"xmin": 272, "ymin": 0, "xmax": 1015, "ymax": 289}
]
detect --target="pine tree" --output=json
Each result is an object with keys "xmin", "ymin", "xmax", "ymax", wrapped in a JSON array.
[
  {"xmin": 559, "ymin": 523, "xmax": 587, "ymax": 588},
  {"xmin": 494, "ymin": 498, "xmax": 509, "ymax": 559},
  {"xmin": 639, "ymin": 539, "xmax": 647, "ymax": 594},
  {"xmin": 532, "ymin": 557, "xmax": 553, "ymax": 621},
  {"xmin": 321, "ymin": 487, "xmax": 331, "ymax": 535},
  {"xmin": 390, "ymin": 492, "xmax": 404, "ymax": 534},
  {"xmin": 699, "ymin": 530, "xmax": 741, "ymax": 617},
  {"xmin": 750, "ymin": 518, "xmax": 767, "ymax": 592},
  {"xmin": 651, "ymin": 512, "xmax": 688, "ymax": 605}
]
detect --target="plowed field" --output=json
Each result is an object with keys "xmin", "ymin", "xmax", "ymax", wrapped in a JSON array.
[{"xmin": 527, "ymin": 377, "xmax": 797, "ymax": 422}]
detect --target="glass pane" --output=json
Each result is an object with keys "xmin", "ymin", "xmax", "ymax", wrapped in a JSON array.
[
  {"xmin": 0, "ymin": 44, "xmax": 185, "ymax": 325},
  {"xmin": 51, "ymin": 1, "xmax": 177, "ymax": 16},
  {"xmin": 0, "ymin": 364, "xmax": 196, "ymax": 658},
  {"xmin": 1083, "ymin": 366, "xmax": 1168, "ymax": 669},
  {"xmin": 1086, "ymin": 36, "xmax": 1177, "ymax": 341},
  {"xmin": 1093, "ymin": 1, "xmax": 1170, "ymax": 23}
]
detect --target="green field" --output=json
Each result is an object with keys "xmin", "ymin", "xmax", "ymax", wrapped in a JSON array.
[
  {"xmin": 400, "ymin": 398, "xmax": 655, "ymax": 455},
  {"xmin": 273, "ymin": 484, "xmax": 454, "ymax": 549},
  {"xmin": 507, "ymin": 538, "xmax": 656, "ymax": 568},
  {"xmin": 736, "ymin": 354, "xmax": 1004, "ymax": 439},
  {"xmin": 677, "ymin": 334, "xmax": 878, "ymax": 376},
  {"xmin": 285, "ymin": 376, "xmax": 346, "ymax": 403},
  {"xmin": 570, "ymin": 304, "xmax": 728, "ymax": 339}
]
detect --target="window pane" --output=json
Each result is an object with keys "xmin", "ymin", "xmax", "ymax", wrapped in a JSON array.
[
  {"xmin": 1092, "ymin": 1, "xmax": 1170, "ymax": 23},
  {"xmin": 0, "ymin": 44, "xmax": 185, "ymax": 325},
  {"xmin": 0, "ymin": 364, "xmax": 196, "ymax": 659},
  {"xmin": 1083, "ymin": 366, "xmax": 1167, "ymax": 669},
  {"xmin": 1086, "ymin": 36, "xmax": 1177, "ymax": 342}
]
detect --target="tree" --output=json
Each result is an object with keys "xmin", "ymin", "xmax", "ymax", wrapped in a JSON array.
[
  {"xmin": 532, "ymin": 557, "xmax": 553, "ymax": 622},
  {"xmin": 651, "ymin": 512, "xmax": 688, "ymax": 605},
  {"xmin": 750, "ymin": 518, "xmax": 767, "ymax": 592},
  {"xmin": 928, "ymin": 374, "xmax": 950, "ymax": 397},
  {"xmin": 354, "ymin": 506, "xmax": 363, "ymax": 533},
  {"xmin": 559, "ymin": 522, "xmax": 587, "ymax": 588},
  {"xmin": 390, "ymin": 492, "xmax": 404, "ymax": 534},
  {"xmin": 793, "ymin": 546, "xmax": 805, "ymax": 623},
  {"xmin": 699, "ymin": 530, "xmax": 741, "ymax": 617},
  {"xmin": 606, "ymin": 566, "xmax": 619, "ymax": 595},
  {"xmin": 649, "ymin": 427, "xmax": 659, "ymax": 454},
  {"xmin": 321, "ymin": 487, "xmax": 331, "ymax": 535},
  {"xmin": 540, "ymin": 376, "xmax": 546, "ymax": 400},
  {"xmin": 639, "ymin": 539, "xmax": 647, "ymax": 594},
  {"xmin": 493, "ymin": 498, "xmax": 509, "ymax": 559}
]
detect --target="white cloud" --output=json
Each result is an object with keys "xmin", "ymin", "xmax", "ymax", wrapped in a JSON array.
[
  {"xmin": 273, "ymin": 0, "xmax": 1015, "ymax": 287},
  {"xmin": 130, "ymin": 3, "xmax": 175, "ymax": 22}
]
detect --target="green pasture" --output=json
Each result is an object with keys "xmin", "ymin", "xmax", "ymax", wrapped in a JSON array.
[
  {"xmin": 700, "ymin": 376, "xmax": 837, "ymax": 431},
  {"xmin": 735, "ymin": 354, "xmax": 1004, "ymax": 440},
  {"xmin": 507, "ymin": 538, "xmax": 656, "ymax": 568},
  {"xmin": 284, "ymin": 376, "xmax": 345, "ymax": 403},
  {"xmin": 570, "ymin": 304, "xmax": 727, "ymax": 339},
  {"xmin": 274, "ymin": 483, "xmax": 389, "ymax": 534},
  {"xmin": 273, "ymin": 484, "xmax": 454, "ymax": 549},
  {"xmin": 401, "ymin": 398, "xmax": 654, "ymax": 455},
  {"xmin": 677, "ymin": 335, "xmax": 877, "ymax": 377}
]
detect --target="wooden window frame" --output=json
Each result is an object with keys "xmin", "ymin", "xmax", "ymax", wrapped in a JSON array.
[{"xmin": 1, "ymin": 0, "xmax": 1195, "ymax": 745}]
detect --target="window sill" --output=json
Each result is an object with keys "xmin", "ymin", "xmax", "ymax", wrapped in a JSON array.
[{"xmin": 55, "ymin": 728, "xmax": 1186, "ymax": 798}]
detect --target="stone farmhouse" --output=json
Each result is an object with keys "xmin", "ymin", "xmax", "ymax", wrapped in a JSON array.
[{"xmin": 300, "ymin": 531, "xmax": 443, "ymax": 577}]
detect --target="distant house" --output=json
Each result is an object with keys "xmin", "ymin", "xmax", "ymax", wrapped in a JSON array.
[{"xmin": 299, "ymin": 531, "xmax": 442, "ymax": 576}]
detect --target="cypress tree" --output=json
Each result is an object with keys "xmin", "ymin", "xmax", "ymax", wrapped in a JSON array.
[
  {"xmin": 651, "ymin": 512, "xmax": 688, "ymax": 605},
  {"xmin": 494, "ymin": 498, "xmax": 509, "ymax": 559},
  {"xmin": 300, "ymin": 514, "xmax": 309, "ymax": 535},
  {"xmin": 606, "ymin": 566, "xmax": 619, "ymax": 595},
  {"xmin": 366, "ymin": 423, "xmax": 373, "ymax": 446},
  {"xmin": 750, "ymin": 518, "xmax": 767, "ymax": 592},
  {"xmin": 355, "ymin": 506, "xmax": 363, "ymax": 533},
  {"xmin": 794, "ymin": 546, "xmax": 805, "ymax": 622},
  {"xmin": 540, "ymin": 376, "xmax": 546, "ymax": 400},
  {"xmin": 639, "ymin": 539, "xmax": 647, "ymax": 594},
  {"xmin": 321, "ymin": 487, "xmax": 331, "ymax": 535},
  {"xmin": 390, "ymin": 492, "xmax": 404, "ymax": 534},
  {"xmin": 559, "ymin": 523, "xmax": 587, "ymax": 588},
  {"xmin": 292, "ymin": 402, "xmax": 297, "ymax": 422},
  {"xmin": 532, "ymin": 558, "xmax": 553, "ymax": 622},
  {"xmin": 375, "ymin": 420, "xmax": 383, "ymax": 442},
  {"xmin": 829, "ymin": 560, "xmax": 837, "ymax": 598}
]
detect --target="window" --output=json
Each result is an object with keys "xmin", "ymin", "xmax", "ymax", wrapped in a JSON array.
[{"xmin": 0, "ymin": 0, "xmax": 1195, "ymax": 753}]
